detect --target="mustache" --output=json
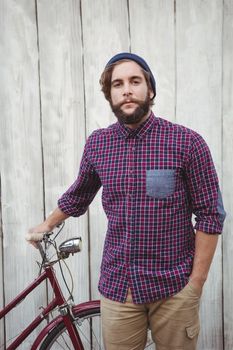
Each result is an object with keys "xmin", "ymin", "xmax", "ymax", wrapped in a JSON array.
[{"xmin": 113, "ymin": 98, "xmax": 144, "ymax": 109}]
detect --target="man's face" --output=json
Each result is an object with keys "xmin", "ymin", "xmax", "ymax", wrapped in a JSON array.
[{"xmin": 110, "ymin": 61, "xmax": 153, "ymax": 127}]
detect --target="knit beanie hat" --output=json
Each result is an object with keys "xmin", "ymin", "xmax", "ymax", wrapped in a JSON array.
[{"xmin": 105, "ymin": 52, "xmax": 156, "ymax": 98}]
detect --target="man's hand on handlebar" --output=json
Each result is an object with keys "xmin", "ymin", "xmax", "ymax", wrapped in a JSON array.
[
  {"xmin": 26, "ymin": 207, "xmax": 69, "ymax": 248},
  {"xmin": 26, "ymin": 222, "xmax": 53, "ymax": 248}
]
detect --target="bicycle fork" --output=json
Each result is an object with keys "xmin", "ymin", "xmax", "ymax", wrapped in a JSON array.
[{"xmin": 45, "ymin": 267, "xmax": 84, "ymax": 349}]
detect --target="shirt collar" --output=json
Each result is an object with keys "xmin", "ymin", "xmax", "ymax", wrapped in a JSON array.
[{"xmin": 114, "ymin": 112, "xmax": 157, "ymax": 139}]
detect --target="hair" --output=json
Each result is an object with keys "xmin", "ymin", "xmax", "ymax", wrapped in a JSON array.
[{"xmin": 99, "ymin": 59, "xmax": 154, "ymax": 103}]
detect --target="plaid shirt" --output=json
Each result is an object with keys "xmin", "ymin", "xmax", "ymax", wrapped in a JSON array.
[{"xmin": 58, "ymin": 113, "xmax": 225, "ymax": 304}]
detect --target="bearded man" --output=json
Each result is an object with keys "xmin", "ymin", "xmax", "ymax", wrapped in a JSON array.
[{"xmin": 29, "ymin": 53, "xmax": 226, "ymax": 350}]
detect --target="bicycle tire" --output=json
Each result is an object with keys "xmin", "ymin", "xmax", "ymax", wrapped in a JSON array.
[{"xmin": 39, "ymin": 307, "xmax": 102, "ymax": 350}]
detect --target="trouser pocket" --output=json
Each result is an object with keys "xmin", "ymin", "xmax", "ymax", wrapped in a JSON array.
[{"xmin": 149, "ymin": 284, "xmax": 200, "ymax": 349}]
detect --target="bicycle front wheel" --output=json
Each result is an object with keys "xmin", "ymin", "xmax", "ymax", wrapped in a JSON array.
[{"xmin": 39, "ymin": 307, "xmax": 102, "ymax": 350}]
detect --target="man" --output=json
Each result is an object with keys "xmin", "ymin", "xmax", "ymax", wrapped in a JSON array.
[{"xmin": 28, "ymin": 53, "xmax": 226, "ymax": 350}]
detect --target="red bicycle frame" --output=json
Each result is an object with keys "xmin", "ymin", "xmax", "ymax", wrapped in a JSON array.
[{"xmin": 0, "ymin": 263, "xmax": 100, "ymax": 349}]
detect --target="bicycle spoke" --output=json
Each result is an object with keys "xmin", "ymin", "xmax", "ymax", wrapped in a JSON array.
[
  {"xmin": 52, "ymin": 331, "xmax": 73, "ymax": 350},
  {"xmin": 75, "ymin": 317, "xmax": 102, "ymax": 350}
]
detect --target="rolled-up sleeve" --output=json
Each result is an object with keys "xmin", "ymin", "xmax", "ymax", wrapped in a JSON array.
[
  {"xmin": 58, "ymin": 135, "xmax": 102, "ymax": 217},
  {"xmin": 185, "ymin": 133, "xmax": 226, "ymax": 234}
]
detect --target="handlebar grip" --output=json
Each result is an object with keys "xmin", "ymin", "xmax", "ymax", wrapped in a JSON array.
[{"xmin": 25, "ymin": 232, "xmax": 45, "ymax": 242}]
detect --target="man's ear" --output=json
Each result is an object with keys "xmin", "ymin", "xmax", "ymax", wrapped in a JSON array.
[{"xmin": 149, "ymin": 89, "xmax": 154, "ymax": 100}]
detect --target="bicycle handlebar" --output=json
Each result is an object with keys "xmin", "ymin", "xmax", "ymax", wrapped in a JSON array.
[
  {"xmin": 25, "ymin": 223, "xmax": 81, "ymax": 264},
  {"xmin": 36, "ymin": 241, "xmax": 46, "ymax": 258}
]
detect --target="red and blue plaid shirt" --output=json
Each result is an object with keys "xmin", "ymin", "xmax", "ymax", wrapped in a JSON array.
[{"xmin": 58, "ymin": 113, "xmax": 225, "ymax": 304}]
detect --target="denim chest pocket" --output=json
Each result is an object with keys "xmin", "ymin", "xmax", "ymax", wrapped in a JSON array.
[{"xmin": 146, "ymin": 169, "xmax": 176, "ymax": 198}]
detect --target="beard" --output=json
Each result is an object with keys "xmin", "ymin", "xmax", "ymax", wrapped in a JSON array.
[{"xmin": 110, "ymin": 94, "xmax": 151, "ymax": 125}]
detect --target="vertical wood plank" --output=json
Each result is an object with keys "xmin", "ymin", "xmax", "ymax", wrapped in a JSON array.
[
  {"xmin": 176, "ymin": 1, "xmax": 223, "ymax": 349},
  {"xmin": 223, "ymin": 0, "xmax": 233, "ymax": 348},
  {"xmin": 129, "ymin": 0, "xmax": 176, "ymax": 121},
  {"xmin": 81, "ymin": 0, "xmax": 130, "ymax": 299},
  {"xmin": 36, "ymin": 0, "xmax": 89, "ymax": 303},
  {"xmin": 0, "ymin": 0, "xmax": 45, "ymax": 347}
]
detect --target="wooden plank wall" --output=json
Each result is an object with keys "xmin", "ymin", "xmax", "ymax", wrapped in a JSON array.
[
  {"xmin": 0, "ymin": 0, "xmax": 47, "ymax": 347},
  {"xmin": 223, "ymin": 1, "xmax": 233, "ymax": 349},
  {"xmin": 176, "ymin": 2, "xmax": 223, "ymax": 349},
  {"xmin": 0, "ymin": 1, "xmax": 232, "ymax": 349}
]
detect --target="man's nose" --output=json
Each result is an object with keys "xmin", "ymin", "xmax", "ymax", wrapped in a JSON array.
[{"xmin": 122, "ymin": 82, "xmax": 132, "ymax": 96}]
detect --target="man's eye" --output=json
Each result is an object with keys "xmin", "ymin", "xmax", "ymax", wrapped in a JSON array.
[
  {"xmin": 112, "ymin": 82, "xmax": 121, "ymax": 88},
  {"xmin": 132, "ymin": 80, "xmax": 140, "ymax": 85}
]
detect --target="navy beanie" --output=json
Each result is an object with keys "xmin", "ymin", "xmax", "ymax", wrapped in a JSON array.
[{"xmin": 105, "ymin": 52, "xmax": 156, "ymax": 98}]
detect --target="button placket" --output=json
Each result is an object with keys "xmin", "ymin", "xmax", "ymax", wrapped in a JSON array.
[{"xmin": 125, "ymin": 138, "xmax": 136, "ymax": 265}]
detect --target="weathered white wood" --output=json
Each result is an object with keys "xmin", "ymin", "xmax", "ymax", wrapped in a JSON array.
[
  {"xmin": 81, "ymin": 0, "xmax": 130, "ymax": 299},
  {"xmin": 0, "ymin": 0, "xmax": 233, "ymax": 348},
  {"xmin": 129, "ymin": 0, "xmax": 176, "ymax": 122},
  {"xmin": 36, "ymin": 0, "xmax": 89, "ymax": 304},
  {"xmin": 222, "ymin": 0, "xmax": 233, "ymax": 349},
  {"xmin": 0, "ymin": 0, "xmax": 45, "ymax": 347},
  {"xmin": 176, "ymin": 1, "xmax": 223, "ymax": 349}
]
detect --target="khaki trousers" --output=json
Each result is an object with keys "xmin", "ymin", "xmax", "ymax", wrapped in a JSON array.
[{"xmin": 101, "ymin": 282, "xmax": 201, "ymax": 350}]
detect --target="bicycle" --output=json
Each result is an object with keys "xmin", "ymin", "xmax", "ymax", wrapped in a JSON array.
[{"xmin": 0, "ymin": 223, "xmax": 101, "ymax": 349}]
